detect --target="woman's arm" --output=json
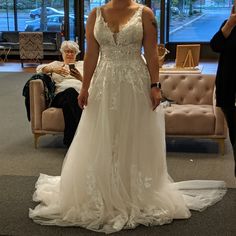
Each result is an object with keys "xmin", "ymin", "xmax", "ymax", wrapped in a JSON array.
[
  {"xmin": 210, "ymin": 8, "xmax": 236, "ymax": 52},
  {"xmin": 142, "ymin": 7, "xmax": 161, "ymax": 110},
  {"xmin": 221, "ymin": 7, "xmax": 236, "ymax": 38},
  {"xmin": 36, "ymin": 61, "xmax": 59, "ymax": 74},
  {"xmin": 37, "ymin": 61, "xmax": 69, "ymax": 77},
  {"xmin": 210, "ymin": 21, "xmax": 227, "ymax": 53},
  {"xmin": 142, "ymin": 7, "xmax": 159, "ymax": 84},
  {"xmin": 78, "ymin": 8, "xmax": 100, "ymax": 109},
  {"xmin": 82, "ymin": 9, "xmax": 99, "ymax": 90}
]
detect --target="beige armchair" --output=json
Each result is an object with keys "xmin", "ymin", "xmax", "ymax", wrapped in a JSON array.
[{"xmin": 29, "ymin": 79, "xmax": 64, "ymax": 148}]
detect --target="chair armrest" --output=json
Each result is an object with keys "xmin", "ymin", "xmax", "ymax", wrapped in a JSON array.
[
  {"xmin": 214, "ymin": 105, "xmax": 226, "ymax": 135},
  {"xmin": 29, "ymin": 79, "xmax": 47, "ymax": 131}
]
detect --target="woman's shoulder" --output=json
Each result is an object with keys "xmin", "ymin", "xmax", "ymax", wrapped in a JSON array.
[
  {"xmin": 142, "ymin": 5, "xmax": 155, "ymax": 18},
  {"xmin": 88, "ymin": 8, "xmax": 97, "ymax": 17},
  {"xmin": 87, "ymin": 7, "xmax": 98, "ymax": 23}
]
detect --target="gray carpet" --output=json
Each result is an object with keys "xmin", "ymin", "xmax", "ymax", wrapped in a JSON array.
[
  {"xmin": 0, "ymin": 72, "xmax": 236, "ymax": 235},
  {"xmin": 0, "ymin": 175, "xmax": 235, "ymax": 236}
]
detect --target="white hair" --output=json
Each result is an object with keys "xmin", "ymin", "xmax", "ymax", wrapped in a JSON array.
[{"xmin": 60, "ymin": 40, "xmax": 80, "ymax": 55}]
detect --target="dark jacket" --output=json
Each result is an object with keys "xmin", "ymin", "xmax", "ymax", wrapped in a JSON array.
[
  {"xmin": 210, "ymin": 20, "xmax": 236, "ymax": 108},
  {"xmin": 22, "ymin": 73, "xmax": 55, "ymax": 121}
]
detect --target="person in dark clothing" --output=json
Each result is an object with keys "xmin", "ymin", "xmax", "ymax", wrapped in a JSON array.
[
  {"xmin": 37, "ymin": 40, "xmax": 83, "ymax": 147},
  {"xmin": 210, "ymin": 6, "xmax": 236, "ymax": 176}
]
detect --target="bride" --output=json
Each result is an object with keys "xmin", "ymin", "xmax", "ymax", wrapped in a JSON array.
[{"xmin": 29, "ymin": 0, "xmax": 226, "ymax": 234}]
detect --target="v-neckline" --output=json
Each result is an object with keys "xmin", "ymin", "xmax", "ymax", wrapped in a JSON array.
[{"xmin": 100, "ymin": 6, "xmax": 140, "ymax": 35}]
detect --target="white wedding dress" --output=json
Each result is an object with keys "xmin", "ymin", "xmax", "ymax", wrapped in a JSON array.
[{"xmin": 29, "ymin": 6, "xmax": 226, "ymax": 234}]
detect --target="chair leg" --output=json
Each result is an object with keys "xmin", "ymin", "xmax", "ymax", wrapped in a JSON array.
[
  {"xmin": 21, "ymin": 60, "xmax": 24, "ymax": 68},
  {"xmin": 217, "ymin": 139, "xmax": 225, "ymax": 155},
  {"xmin": 34, "ymin": 133, "xmax": 45, "ymax": 148}
]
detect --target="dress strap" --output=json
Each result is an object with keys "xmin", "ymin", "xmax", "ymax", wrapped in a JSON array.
[
  {"xmin": 96, "ymin": 7, "xmax": 102, "ymax": 19},
  {"xmin": 137, "ymin": 4, "xmax": 144, "ymax": 15},
  {"xmin": 134, "ymin": 4, "xmax": 144, "ymax": 21}
]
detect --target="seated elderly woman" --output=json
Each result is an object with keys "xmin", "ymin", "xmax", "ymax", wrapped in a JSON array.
[{"xmin": 36, "ymin": 40, "xmax": 83, "ymax": 147}]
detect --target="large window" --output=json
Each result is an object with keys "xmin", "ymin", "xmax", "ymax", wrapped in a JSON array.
[
  {"xmin": 0, "ymin": 0, "xmax": 16, "ymax": 31},
  {"xmin": 0, "ymin": 0, "xmax": 232, "ymax": 58},
  {"xmin": 151, "ymin": 0, "xmax": 161, "ymax": 42},
  {"xmin": 0, "ymin": 0, "xmax": 64, "ymax": 32},
  {"xmin": 169, "ymin": 0, "xmax": 231, "ymax": 42}
]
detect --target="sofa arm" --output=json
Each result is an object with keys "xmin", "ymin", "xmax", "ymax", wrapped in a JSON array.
[
  {"xmin": 29, "ymin": 80, "xmax": 47, "ymax": 131},
  {"xmin": 214, "ymin": 105, "xmax": 226, "ymax": 135}
]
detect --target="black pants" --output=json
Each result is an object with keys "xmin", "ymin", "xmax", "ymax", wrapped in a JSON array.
[
  {"xmin": 51, "ymin": 88, "xmax": 82, "ymax": 147},
  {"xmin": 221, "ymin": 107, "xmax": 236, "ymax": 176}
]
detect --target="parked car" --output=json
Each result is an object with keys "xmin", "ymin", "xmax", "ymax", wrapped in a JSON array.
[
  {"xmin": 25, "ymin": 14, "xmax": 74, "ymax": 32},
  {"xmin": 29, "ymin": 7, "xmax": 64, "ymax": 19},
  {"xmin": 171, "ymin": 6, "xmax": 180, "ymax": 15}
]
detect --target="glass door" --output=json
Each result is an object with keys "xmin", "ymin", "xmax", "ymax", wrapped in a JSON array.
[
  {"xmin": 151, "ymin": 0, "xmax": 161, "ymax": 43},
  {"xmin": 68, "ymin": 0, "xmax": 75, "ymax": 40}
]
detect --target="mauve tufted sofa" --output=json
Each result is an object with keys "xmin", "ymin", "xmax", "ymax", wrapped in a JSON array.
[
  {"xmin": 29, "ymin": 73, "xmax": 226, "ymax": 152},
  {"xmin": 160, "ymin": 74, "xmax": 226, "ymax": 154}
]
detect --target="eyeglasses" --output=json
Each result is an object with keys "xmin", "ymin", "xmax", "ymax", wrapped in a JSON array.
[{"xmin": 64, "ymin": 50, "xmax": 75, "ymax": 54}]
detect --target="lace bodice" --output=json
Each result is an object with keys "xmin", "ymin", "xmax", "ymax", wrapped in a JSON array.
[{"xmin": 94, "ymin": 6, "xmax": 144, "ymax": 62}]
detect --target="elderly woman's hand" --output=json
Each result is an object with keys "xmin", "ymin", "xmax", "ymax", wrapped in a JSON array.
[
  {"xmin": 70, "ymin": 68, "xmax": 83, "ymax": 81},
  {"xmin": 52, "ymin": 66, "xmax": 70, "ymax": 76}
]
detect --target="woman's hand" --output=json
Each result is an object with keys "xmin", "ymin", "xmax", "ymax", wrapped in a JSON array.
[
  {"xmin": 150, "ymin": 88, "xmax": 162, "ymax": 110},
  {"xmin": 221, "ymin": 7, "xmax": 236, "ymax": 38},
  {"xmin": 78, "ymin": 88, "xmax": 89, "ymax": 109},
  {"xmin": 70, "ymin": 68, "xmax": 83, "ymax": 81},
  {"xmin": 227, "ymin": 6, "xmax": 236, "ymax": 27},
  {"xmin": 53, "ymin": 66, "xmax": 70, "ymax": 76}
]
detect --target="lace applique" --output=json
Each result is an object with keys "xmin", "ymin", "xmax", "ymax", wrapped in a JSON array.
[
  {"xmin": 80, "ymin": 167, "xmax": 104, "ymax": 217},
  {"xmin": 131, "ymin": 165, "xmax": 153, "ymax": 200}
]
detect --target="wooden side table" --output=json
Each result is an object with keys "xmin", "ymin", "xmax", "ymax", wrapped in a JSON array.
[{"xmin": 0, "ymin": 46, "xmax": 11, "ymax": 62}]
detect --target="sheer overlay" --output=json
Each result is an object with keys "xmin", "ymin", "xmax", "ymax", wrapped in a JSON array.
[{"xmin": 29, "ymin": 6, "xmax": 226, "ymax": 234}]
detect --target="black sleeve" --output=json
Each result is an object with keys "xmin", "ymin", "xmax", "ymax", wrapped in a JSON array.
[{"xmin": 210, "ymin": 20, "xmax": 227, "ymax": 53}]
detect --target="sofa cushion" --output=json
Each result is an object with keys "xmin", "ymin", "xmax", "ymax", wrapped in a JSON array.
[
  {"xmin": 42, "ymin": 108, "xmax": 64, "ymax": 131},
  {"xmin": 0, "ymin": 32, "xmax": 6, "ymax": 42},
  {"xmin": 2, "ymin": 31, "xmax": 19, "ymax": 43},
  {"xmin": 43, "ymin": 32, "xmax": 56, "ymax": 42},
  {"xmin": 164, "ymin": 104, "xmax": 215, "ymax": 135},
  {"xmin": 43, "ymin": 42, "xmax": 57, "ymax": 51}
]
